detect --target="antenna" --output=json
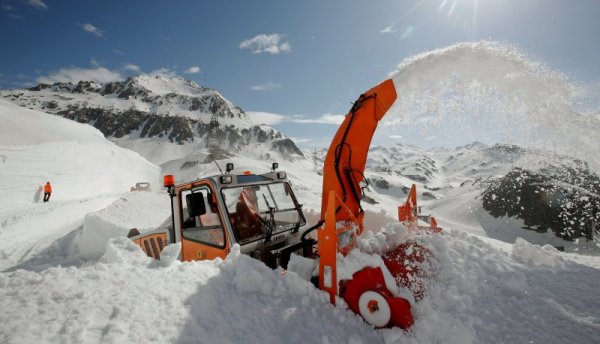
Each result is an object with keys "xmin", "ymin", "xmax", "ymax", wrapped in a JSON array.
[
  {"xmin": 209, "ymin": 154, "xmax": 223, "ymax": 174},
  {"xmin": 262, "ymin": 194, "xmax": 275, "ymax": 243}
]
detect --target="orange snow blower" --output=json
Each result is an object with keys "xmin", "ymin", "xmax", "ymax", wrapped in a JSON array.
[{"xmin": 129, "ymin": 78, "xmax": 442, "ymax": 330}]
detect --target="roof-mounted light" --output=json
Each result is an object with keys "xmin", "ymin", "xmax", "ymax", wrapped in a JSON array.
[
  {"xmin": 277, "ymin": 171, "xmax": 287, "ymax": 179},
  {"xmin": 271, "ymin": 162, "xmax": 279, "ymax": 171},
  {"xmin": 163, "ymin": 175, "xmax": 175, "ymax": 187},
  {"xmin": 220, "ymin": 175, "xmax": 233, "ymax": 184},
  {"xmin": 225, "ymin": 163, "xmax": 234, "ymax": 174}
]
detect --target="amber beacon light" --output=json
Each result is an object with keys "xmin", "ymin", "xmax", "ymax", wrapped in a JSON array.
[{"xmin": 163, "ymin": 175, "xmax": 175, "ymax": 188}]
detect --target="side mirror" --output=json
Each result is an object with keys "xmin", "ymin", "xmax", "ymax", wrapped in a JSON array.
[{"xmin": 186, "ymin": 192, "xmax": 207, "ymax": 217}]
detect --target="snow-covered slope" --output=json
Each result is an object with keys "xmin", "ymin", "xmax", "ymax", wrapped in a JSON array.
[
  {"xmin": 0, "ymin": 99, "xmax": 159, "ymax": 269},
  {"xmin": 0, "ymin": 74, "xmax": 303, "ymax": 165},
  {"xmin": 0, "ymin": 99, "xmax": 159, "ymax": 208}
]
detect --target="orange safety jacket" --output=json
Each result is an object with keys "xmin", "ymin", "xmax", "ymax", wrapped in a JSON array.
[{"xmin": 44, "ymin": 183, "xmax": 52, "ymax": 193}]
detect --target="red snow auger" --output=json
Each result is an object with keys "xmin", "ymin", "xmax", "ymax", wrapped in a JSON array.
[
  {"xmin": 318, "ymin": 185, "xmax": 441, "ymax": 329},
  {"xmin": 318, "ymin": 191, "xmax": 416, "ymax": 329}
]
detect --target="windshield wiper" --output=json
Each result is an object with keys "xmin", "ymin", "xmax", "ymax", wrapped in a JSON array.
[
  {"xmin": 262, "ymin": 194, "xmax": 276, "ymax": 243},
  {"xmin": 291, "ymin": 218, "xmax": 301, "ymax": 234}
]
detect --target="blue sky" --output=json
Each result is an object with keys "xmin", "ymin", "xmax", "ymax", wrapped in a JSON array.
[{"xmin": 1, "ymin": 0, "xmax": 599, "ymax": 149}]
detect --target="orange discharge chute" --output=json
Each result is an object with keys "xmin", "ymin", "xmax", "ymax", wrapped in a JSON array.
[{"xmin": 321, "ymin": 79, "xmax": 397, "ymax": 226}]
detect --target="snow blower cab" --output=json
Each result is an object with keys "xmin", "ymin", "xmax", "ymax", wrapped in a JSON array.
[{"xmin": 129, "ymin": 163, "xmax": 311, "ymax": 267}]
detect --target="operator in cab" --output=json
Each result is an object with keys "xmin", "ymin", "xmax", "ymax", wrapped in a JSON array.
[{"xmin": 232, "ymin": 187, "xmax": 263, "ymax": 241}]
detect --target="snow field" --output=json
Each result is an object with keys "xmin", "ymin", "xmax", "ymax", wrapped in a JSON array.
[
  {"xmin": 0, "ymin": 239, "xmax": 216, "ymax": 344},
  {"xmin": 0, "ymin": 141, "xmax": 156, "ymax": 207},
  {"xmin": 430, "ymin": 230, "xmax": 599, "ymax": 343},
  {"xmin": 375, "ymin": 226, "xmax": 600, "ymax": 343}
]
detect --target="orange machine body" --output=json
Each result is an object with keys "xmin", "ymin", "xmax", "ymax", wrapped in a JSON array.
[{"xmin": 175, "ymin": 180, "xmax": 230, "ymax": 261}]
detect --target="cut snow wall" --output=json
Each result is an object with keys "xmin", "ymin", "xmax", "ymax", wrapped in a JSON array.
[{"xmin": 79, "ymin": 192, "xmax": 171, "ymax": 259}]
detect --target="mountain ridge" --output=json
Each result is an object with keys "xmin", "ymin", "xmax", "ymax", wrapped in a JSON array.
[{"xmin": 1, "ymin": 74, "xmax": 303, "ymax": 165}]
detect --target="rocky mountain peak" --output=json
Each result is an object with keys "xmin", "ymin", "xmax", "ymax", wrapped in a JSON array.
[{"xmin": 2, "ymin": 74, "xmax": 303, "ymax": 165}]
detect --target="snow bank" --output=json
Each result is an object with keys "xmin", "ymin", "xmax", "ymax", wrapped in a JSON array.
[
  {"xmin": 0, "ymin": 238, "xmax": 218, "ymax": 344},
  {"xmin": 79, "ymin": 192, "xmax": 171, "ymax": 259},
  {"xmin": 2, "ymin": 225, "xmax": 599, "ymax": 344},
  {"xmin": 0, "ymin": 99, "xmax": 104, "ymax": 146},
  {"xmin": 405, "ymin": 228, "xmax": 600, "ymax": 343},
  {"xmin": 0, "ymin": 238, "xmax": 379, "ymax": 344}
]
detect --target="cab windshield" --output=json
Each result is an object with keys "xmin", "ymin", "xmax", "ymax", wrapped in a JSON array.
[{"xmin": 221, "ymin": 182, "xmax": 305, "ymax": 243}]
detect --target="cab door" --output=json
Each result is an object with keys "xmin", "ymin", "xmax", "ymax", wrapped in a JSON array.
[{"xmin": 179, "ymin": 184, "xmax": 229, "ymax": 261}]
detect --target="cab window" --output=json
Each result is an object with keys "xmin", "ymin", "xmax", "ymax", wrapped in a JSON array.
[
  {"xmin": 181, "ymin": 187, "xmax": 225, "ymax": 247},
  {"xmin": 221, "ymin": 182, "xmax": 305, "ymax": 244}
]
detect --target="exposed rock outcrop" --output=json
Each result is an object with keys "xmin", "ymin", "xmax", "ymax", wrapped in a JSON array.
[{"xmin": 482, "ymin": 163, "xmax": 600, "ymax": 241}]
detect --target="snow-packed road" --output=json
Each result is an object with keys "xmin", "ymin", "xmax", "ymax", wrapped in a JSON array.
[{"xmin": 0, "ymin": 196, "xmax": 118, "ymax": 271}]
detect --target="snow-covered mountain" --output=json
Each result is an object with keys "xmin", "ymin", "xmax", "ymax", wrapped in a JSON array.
[
  {"xmin": 0, "ymin": 74, "xmax": 303, "ymax": 165},
  {"xmin": 313, "ymin": 142, "xmax": 600, "ymax": 251}
]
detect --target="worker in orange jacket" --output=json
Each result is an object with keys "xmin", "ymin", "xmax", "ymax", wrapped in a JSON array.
[{"xmin": 43, "ymin": 181, "xmax": 52, "ymax": 202}]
